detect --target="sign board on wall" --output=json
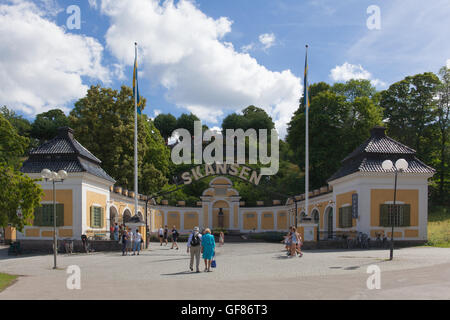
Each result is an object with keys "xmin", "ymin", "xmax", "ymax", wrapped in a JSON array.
[{"xmin": 352, "ymin": 193, "xmax": 358, "ymax": 218}]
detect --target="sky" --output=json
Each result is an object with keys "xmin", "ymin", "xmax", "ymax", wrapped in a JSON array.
[{"xmin": 1, "ymin": 0, "xmax": 449, "ymax": 138}]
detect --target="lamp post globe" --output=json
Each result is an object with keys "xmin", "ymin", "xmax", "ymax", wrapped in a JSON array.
[
  {"xmin": 382, "ymin": 160, "xmax": 393, "ymax": 171},
  {"xmin": 395, "ymin": 159, "xmax": 408, "ymax": 171},
  {"xmin": 41, "ymin": 168, "xmax": 51, "ymax": 180},
  {"xmin": 57, "ymin": 170, "xmax": 68, "ymax": 180}
]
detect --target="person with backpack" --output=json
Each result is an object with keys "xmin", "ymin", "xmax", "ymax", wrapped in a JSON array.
[
  {"xmin": 187, "ymin": 226, "xmax": 202, "ymax": 272},
  {"xmin": 171, "ymin": 225, "xmax": 179, "ymax": 250}
]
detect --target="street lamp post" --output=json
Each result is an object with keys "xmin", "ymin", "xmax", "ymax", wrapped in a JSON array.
[
  {"xmin": 40, "ymin": 169, "xmax": 68, "ymax": 269},
  {"xmin": 382, "ymin": 159, "xmax": 408, "ymax": 261}
]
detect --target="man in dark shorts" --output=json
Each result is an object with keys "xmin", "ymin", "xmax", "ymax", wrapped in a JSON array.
[
  {"xmin": 171, "ymin": 225, "xmax": 179, "ymax": 250},
  {"xmin": 163, "ymin": 225, "xmax": 169, "ymax": 246},
  {"xmin": 158, "ymin": 226, "xmax": 164, "ymax": 246}
]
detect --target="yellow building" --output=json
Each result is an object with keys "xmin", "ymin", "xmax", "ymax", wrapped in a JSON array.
[{"xmin": 18, "ymin": 126, "xmax": 434, "ymax": 248}]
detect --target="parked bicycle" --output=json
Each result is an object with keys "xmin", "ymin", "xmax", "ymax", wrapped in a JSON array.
[{"xmin": 63, "ymin": 238, "xmax": 74, "ymax": 254}]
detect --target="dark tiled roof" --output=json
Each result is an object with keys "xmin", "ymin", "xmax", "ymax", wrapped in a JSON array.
[
  {"xmin": 21, "ymin": 127, "xmax": 115, "ymax": 183},
  {"xmin": 30, "ymin": 127, "xmax": 101, "ymax": 163},
  {"xmin": 328, "ymin": 127, "xmax": 435, "ymax": 182}
]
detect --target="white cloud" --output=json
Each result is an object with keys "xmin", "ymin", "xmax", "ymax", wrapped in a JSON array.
[
  {"xmin": 258, "ymin": 33, "xmax": 276, "ymax": 50},
  {"xmin": 153, "ymin": 109, "xmax": 161, "ymax": 117},
  {"xmin": 447, "ymin": 59, "xmax": 450, "ymax": 69},
  {"xmin": 101, "ymin": 0, "xmax": 301, "ymax": 137},
  {"xmin": 241, "ymin": 43, "xmax": 254, "ymax": 53},
  {"xmin": 0, "ymin": 1, "xmax": 109, "ymax": 115},
  {"xmin": 330, "ymin": 62, "xmax": 386, "ymax": 88}
]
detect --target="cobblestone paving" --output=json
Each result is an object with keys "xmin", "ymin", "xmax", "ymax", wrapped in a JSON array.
[{"xmin": 1, "ymin": 243, "xmax": 449, "ymax": 299}]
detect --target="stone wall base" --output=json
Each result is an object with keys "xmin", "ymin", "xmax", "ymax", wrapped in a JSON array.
[{"xmin": 16, "ymin": 239, "xmax": 123, "ymax": 253}]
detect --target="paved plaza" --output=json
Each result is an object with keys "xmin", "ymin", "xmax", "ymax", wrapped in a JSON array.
[{"xmin": 1, "ymin": 243, "xmax": 450, "ymax": 300}]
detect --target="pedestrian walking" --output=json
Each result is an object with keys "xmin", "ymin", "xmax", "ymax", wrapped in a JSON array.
[
  {"xmin": 158, "ymin": 226, "xmax": 164, "ymax": 246},
  {"xmin": 122, "ymin": 229, "xmax": 129, "ymax": 256},
  {"xmin": 289, "ymin": 227, "xmax": 298, "ymax": 258},
  {"xmin": 127, "ymin": 227, "xmax": 134, "ymax": 255},
  {"xmin": 201, "ymin": 228, "xmax": 215, "ymax": 272},
  {"xmin": 219, "ymin": 231, "xmax": 225, "ymax": 246},
  {"xmin": 296, "ymin": 231, "xmax": 303, "ymax": 257},
  {"xmin": 163, "ymin": 225, "xmax": 169, "ymax": 246},
  {"xmin": 187, "ymin": 226, "xmax": 202, "ymax": 272},
  {"xmin": 171, "ymin": 225, "xmax": 179, "ymax": 250},
  {"xmin": 114, "ymin": 223, "xmax": 119, "ymax": 241},
  {"xmin": 133, "ymin": 228, "xmax": 142, "ymax": 255}
]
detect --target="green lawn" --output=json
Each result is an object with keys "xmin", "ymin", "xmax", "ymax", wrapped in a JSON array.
[
  {"xmin": 427, "ymin": 205, "xmax": 450, "ymax": 248},
  {"xmin": 0, "ymin": 273, "xmax": 18, "ymax": 292}
]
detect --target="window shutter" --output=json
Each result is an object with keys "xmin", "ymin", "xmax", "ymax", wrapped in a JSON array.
[
  {"xmin": 100, "ymin": 207, "xmax": 105, "ymax": 228},
  {"xmin": 56, "ymin": 204, "xmax": 64, "ymax": 226},
  {"xmin": 33, "ymin": 206, "xmax": 43, "ymax": 226},
  {"xmin": 90, "ymin": 206, "xmax": 94, "ymax": 227},
  {"xmin": 339, "ymin": 208, "xmax": 343, "ymax": 228},
  {"xmin": 380, "ymin": 204, "xmax": 388, "ymax": 227},
  {"xmin": 347, "ymin": 207, "xmax": 353, "ymax": 227},
  {"xmin": 402, "ymin": 204, "xmax": 411, "ymax": 227}
]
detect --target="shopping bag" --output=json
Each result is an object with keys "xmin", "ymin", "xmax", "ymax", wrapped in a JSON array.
[{"xmin": 211, "ymin": 259, "xmax": 216, "ymax": 268}]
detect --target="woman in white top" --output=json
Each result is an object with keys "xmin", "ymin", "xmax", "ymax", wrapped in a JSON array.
[{"xmin": 290, "ymin": 227, "xmax": 298, "ymax": 257}]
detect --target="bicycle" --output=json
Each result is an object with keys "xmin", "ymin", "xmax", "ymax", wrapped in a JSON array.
[{"xmin": 63, "ymin": 238, "xmax": 74, "ymax": 254}]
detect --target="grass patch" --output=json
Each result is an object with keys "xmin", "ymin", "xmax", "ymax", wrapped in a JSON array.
[
  {"xmin": 0, "ymin": 273, "xmax": 18, "ymax": 292},
  {"xmin": 427, "ymin": 205, "xmax": 450, "ymax": 248}
]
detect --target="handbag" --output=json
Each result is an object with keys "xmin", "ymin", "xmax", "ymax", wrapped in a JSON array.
[{"xmin": 211, "ymin": 252, "xmax": 216, "ymax": 268}]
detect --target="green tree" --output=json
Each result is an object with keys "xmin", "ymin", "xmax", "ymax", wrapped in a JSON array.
[
  {"xmin": 0, "ymin": 113, "xmax": 28, "ymax": 169},
  {"xmin": 435, "ymin": 67, "xmax": 450, "ymax": 203},
  {"xmin": 0, "ymin": 106, "xmax": 32, "ymax": 138},
  {"xmin": 287, "ymin": 80, "xmax": 383, "ymax": 189},
  {"xmin": 222, "ymin": 105, "xmax": 275, "ymax": 132},
  {"xmin": 69, "ymin": 85, "xmax": 170, "ymax": 195},
  {"xmin": 0, "ymin": 165, "xmax": 43, "ymax": 231},
  {"xmin": 0, "ymin": 113, "xmax": 42, "ymax": 230},
  {"xmin": 31, "ymin": 109, "xmax": 69, "ymax": 143},
  {"xmin": 380, "ymin": 72, "xmax": 441, "ymax": 164},
  {"xmin": 176, "ymin": 113, "xmax": 200, "ymax": 136},
  {"xmin": 154, "ymin": 113, "xmax": 177, "ymax": 145}
]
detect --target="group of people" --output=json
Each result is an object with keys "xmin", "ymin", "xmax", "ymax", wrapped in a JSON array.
[
  {"xmin": 118, "ymin": 225, "xmax": 143, "ymax": 256},
  {"xmin": 283, "ymin": 226, "xmax": 303, "ymax": 258},
  {"xmin": 186, "ymin": 227, "xmax": 217, "ymax": 272},
  {"xmin": 158, "ymin": 225, "xmax": 180, "ymax": 249}
]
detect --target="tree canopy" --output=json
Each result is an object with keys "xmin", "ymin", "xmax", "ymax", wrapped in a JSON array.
[
  {"xmin": 31, "ymin": 109, "xmax": 69, "ymax": 144},
  {"xmin": 287, "ymin": 80, "xmax": 383, "ymax": 189},
  {"xmin": 69, "ymin": 85, "xmax": 170, "ymax": 195},
  {"xmin": 0, "ymin": 113, "xmax": 42, "ymax": 230}
]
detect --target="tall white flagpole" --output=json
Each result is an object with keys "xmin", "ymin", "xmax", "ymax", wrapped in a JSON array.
[
  {"xmin": 134, "ymin": 42, "xmax": 139, "ymax": 219},
  {"xmin": 304, "ymin": 44, "xmax": 309, "ymax": 221}
]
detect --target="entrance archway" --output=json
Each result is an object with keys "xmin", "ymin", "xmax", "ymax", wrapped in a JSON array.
[
  {"xmin": 110, "ymin": 206, "xmax": 118, "ymax": 239},
  {"xmin": 324, "ymin": 207, "xmax": 333, "ymax": 239},
  {"xmin": 123, "ymin": 209, "xmax": 132, "ymax": 224},
  {"xmin": 213, "ymin": 200, "xmax": 229, "ymax": 229}
]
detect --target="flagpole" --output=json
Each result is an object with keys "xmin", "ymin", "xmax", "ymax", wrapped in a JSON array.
[
  {"xmin": 134, "ymin": 42, "xmax": 139, "ymax": 221},
  {"xmin": 304, "ymin": 44, "xmax": 309, "ymax": 222}
]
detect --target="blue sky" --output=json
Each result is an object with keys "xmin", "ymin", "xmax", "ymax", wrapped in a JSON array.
[{"xmin": 1, "ymin": 0, "xmax": 449, "ymax": 137}]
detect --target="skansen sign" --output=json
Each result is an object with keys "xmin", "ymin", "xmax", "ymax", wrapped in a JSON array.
[
  {"xmin": 181, "ymin": 164, "xmax": 263, "ymax": 186},
  {"xmin": 171, "ymin": 120, "xmax": 279, "ymax": 175}
]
